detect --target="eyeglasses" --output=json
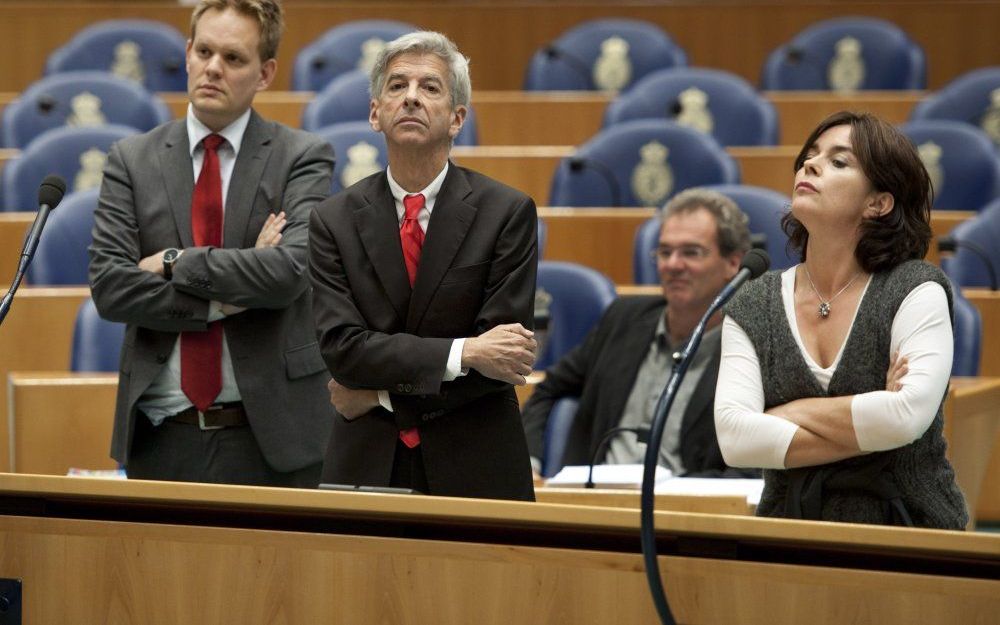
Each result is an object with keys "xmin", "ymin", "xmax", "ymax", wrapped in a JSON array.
[{"xmin": 650, "ymin": 245, "xmax": 712, "ymax": 262}]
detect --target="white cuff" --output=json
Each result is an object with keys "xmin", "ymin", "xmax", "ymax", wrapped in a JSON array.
[
  {"xmin": 444, "ymin": 338, "xmax": 468, "ymax": 381},
  {"xmin": 207, "ymin": 300, "xmax": 226, "ymax": 322},
  {"xmin": 378, "ymin": 390, "xmax": 393, "ymax": 412}
]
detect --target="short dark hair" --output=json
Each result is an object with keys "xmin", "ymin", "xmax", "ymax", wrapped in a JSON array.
[
  {"xmin": 661, "ymin": 188, "xmax": 751, "ymax": 257},
  {"xmin": 781, "ymin": 111, "xmax": 933, "ymax": 273},
  {"xmin": 190, "ymin": 0, "xmax": 284, "ymax": 62}
]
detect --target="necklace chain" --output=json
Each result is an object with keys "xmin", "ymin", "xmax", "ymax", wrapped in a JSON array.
[{"xmin": 803, "ymin": 265, "xmax": 860, "ymax": 318}]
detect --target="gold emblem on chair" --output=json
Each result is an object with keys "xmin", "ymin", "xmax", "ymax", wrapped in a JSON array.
[
  {"xmin": 980, "ymin": 89, "xmax": 1000, "ymax": 146},
  {"xmin": 533, "ymin": 286, "xmax": 553, "ymax": 358},
  {"xmin": 675, "ymin": 87, "xmax": 714, "ymax": 135},
  {"xmin": 918, "ymin": 141, "xmax": 944, "ymax": 197},
  {"xmin": 827, "ymin": 37, "xmax": 865, "ymax": 93},
  {"xmin": 66, "ymin": 92, "xmax": 107, "ymax": 127},
  {"xmin": 592, "ymin": 36, "xmax": 632, "ymax": 92},
  {"xmin": 111, "ymin": 40, "xmax": 146, "ymax": 85},
  {"xmin": 341, "ymin": 141, "xmax": 382, "ymax": 188},
  {"xmin": 74, "ymin": 147, "xmax": 108, "ymax": 191},
  {"xmin": 358, "ymin": 38, "xmax": 388, "ymax": 73},
  {"xmin": 631, "ymin": 140, "xmax": 673, "ymax": 207}
]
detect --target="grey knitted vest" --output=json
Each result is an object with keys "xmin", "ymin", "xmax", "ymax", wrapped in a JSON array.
[{"xmin": 726, "ymin": 260, "xmax": 968, "ymax": 529}]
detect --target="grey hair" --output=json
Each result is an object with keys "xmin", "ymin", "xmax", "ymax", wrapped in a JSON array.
[
  {"xmin": 369, "ymin": 31, "xmax": 471, "ymax": 108},
  {"xmin": 661, "ymin": 188, "xmax": 752, "ymax": 256}
]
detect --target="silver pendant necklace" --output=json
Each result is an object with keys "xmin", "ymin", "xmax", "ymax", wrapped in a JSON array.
[{"xmin": 803, "ymin": 264, "xmax": 861, "ymax": 318}]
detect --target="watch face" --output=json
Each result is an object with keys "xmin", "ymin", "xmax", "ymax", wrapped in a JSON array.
[{"xmin": 163, "ymin": 249, "xmax": 179, "ymax": 263}]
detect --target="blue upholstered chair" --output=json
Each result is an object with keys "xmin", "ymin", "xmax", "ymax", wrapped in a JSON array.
[
  {"xmin": 632, "ymin": 184, "xmax": 795, "ymax": 284},
  {"xmin": 541, "ymin": 397, "xmax": 580, "ymax": 478},
  {"xmin": 535, "ymin": 261, "xmax": 616, "ymax": 370},
  {"xmin": 549, "ymin": 120, "xmax": 739, "ymax": 208},
  {"xmin": 761, "ymin": 17, "xmax": 926, "ymax": 91},
  {"xmin": 71, "ymin": 298, "xmax": 126, "ymax": 372},
  {"xmin": 941, "ymin": 199, "xmax": 1000, "ymax": 289},
  {"xmin": 24, "ymin": 188, "xmax": 99, "ymax": 285},
  {"xmin": 604, "ymin": 67, "xmax": 779, "ymax": 146},
  {"xmin": 45, "ymin": 19, "xmax": 188, "ymax": 92},
  {"xmin": 291, "ymin": 20, "xmax": 418, "ymax": 92},
  {"xmin": 1, "ymin": 71, "xmax": 170, "ymax": 149},
  {"xmin": 524, "ymin": 19, "xmax": 686, "ymax": 92},
  {"xmin": 909, "ymin": 67, "xmax": 1000, "ymax": 147},
  {"xmin": 300, "ymin": 69, "xmax": 478, "ymax": 146},
  {"xmin": 313, "ymin": 121, "xmax": 388, "ymax": 193},
  {"xmin": 950, "ymin": 283, "xmax": 982, "ymax": 377},
  {"xmin": 1, "ymin": 124, "xmax": 137, "ymax": 212},
  {"xmin": 537, "ymin": 217, "xmax": 547, "ymax": 260},
  {"xmin": 900, "ymin": 120, "xmax": 1000, "ymax": 211}
]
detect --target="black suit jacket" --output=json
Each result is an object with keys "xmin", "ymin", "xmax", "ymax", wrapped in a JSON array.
[
  {"xmin": 309, "ymin": 164, "xmax": 537, "ymax": 500},
  {"xmin": 522, "ymin": 295, "xmax": 754, "ymax": 477}
]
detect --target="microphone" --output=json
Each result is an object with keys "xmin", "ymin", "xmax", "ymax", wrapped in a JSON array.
[
  {"xmin": 584, "ymin": 426, "xmax": 650, "ymax": 488},
  {"xmin": 638, "ymin": 248, "xmax": 770, "ymax": 625},
  {"xmin": 938, "ymin": 236, "xmax": 997, "ymax": 290},
  {"xmin": 542, "ymin": 44, "xmax": 593, "ymax": 88},
  {"xmin": 0, "ymin": 175, "xmax": 67, "ymax": 326},
  {"xmin": 567, "ymin": 156, "xmax": 623, "ymax": 206}
]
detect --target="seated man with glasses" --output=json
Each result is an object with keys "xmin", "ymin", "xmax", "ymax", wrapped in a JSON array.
[{"xmin": 522, "ymin": 188, "xmax": 759, "ymax": 479}]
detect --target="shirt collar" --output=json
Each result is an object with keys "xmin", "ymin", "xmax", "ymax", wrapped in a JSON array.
[
  {"xmin": 186, "ymin": 105, "xmax": 251, "ymax": 156},
  {"xmin": 386, "ymin": 162, "xmax": 449, "ymax": 208}
]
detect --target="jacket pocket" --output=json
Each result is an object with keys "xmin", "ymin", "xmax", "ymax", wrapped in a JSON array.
[
  {"xmin": 440, "ymin": 261, "xmax": 489, "ymax": 285},
  {"xmin": 285, "ymin": 341, "xmax": 327, "ymax": 379}
]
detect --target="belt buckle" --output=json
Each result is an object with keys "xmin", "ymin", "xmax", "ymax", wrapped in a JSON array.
[{"xmin": 198, "ymin": 405, "xmax": 226, "ymax": 431}]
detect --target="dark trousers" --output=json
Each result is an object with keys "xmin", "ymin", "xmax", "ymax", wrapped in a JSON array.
[
  {"xmin": 127, "ymin": 414, "xmax": 321, "ymax": 488},
  {"xmin": 389, "ymin": 438, "xmax": 429, "ymax": 494}
]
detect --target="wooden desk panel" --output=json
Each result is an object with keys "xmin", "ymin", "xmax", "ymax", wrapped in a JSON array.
[
  {"xmin": 0, "ymin": 474, "xmax": 996, "ymax": 624},
  {"xmin": 944, "ymin": 377, "xmax": 1000, "ymax": 528},
  {"xmin": 961, "ymin": 291, "xmax": 1000, "ymax": 522},
  {"xmin": 0, "ymin": 211, "xmax": 32, "ymax": 280},
  {"xmin": 0, "ymin": 287, "xmax": 89, "ymax": 472}
]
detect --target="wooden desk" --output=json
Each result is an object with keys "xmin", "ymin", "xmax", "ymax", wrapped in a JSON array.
[
  {"xmin": 0, "ymin": 211, "xmax": 32, "ymax": 280},
  {"xmin": 536, "ymin": 486, "xmax": 751, "ymax": 516},
  {"xmin": 0, "ymin": 474, "xmax": 996, "ymax": 624},
  {"xmin": 945, "ymin": 378, "xmax": 1000, "ymax": 529},
  {"xmin": 0, "ymin": 287, "xmax": 90, "ymax": 472}
]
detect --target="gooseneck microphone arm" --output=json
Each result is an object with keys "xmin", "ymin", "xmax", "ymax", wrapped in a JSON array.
[
  {"xmin": 584, "ymin": 426, "xmax": 650, "ymax": 489},
  {"xmin": 938, "ymin": 236, "xmax": 998, "ymax": 291},
  {"xmin": 0, "ymin": 175, "xmax": 67, "ymax": 327},
  {"xmin": 638, "ymin": 249, "xmax": 770, "ymax": 625},
  {"xmin": 568, "ymin": 156, "xmax": 624, "ymax": 206}
]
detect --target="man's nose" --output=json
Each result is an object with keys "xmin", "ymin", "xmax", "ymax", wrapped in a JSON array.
[
  {"xmin": 403, "ymin": 83, "xmax": 421, "ymax": 107},
  {"xmin": 205, "ymin": 54, "xmax": 223, "ymax": 76}
]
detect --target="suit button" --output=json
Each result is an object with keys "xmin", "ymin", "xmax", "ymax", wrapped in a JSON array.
[
  {"xmin": 156, "ymin": 354, "xmax": 167, "ymax": 364},
  {"xmin": 404, "ymin": 384, "xmax": 413, "ymax": 392},
  {"xmin": 422, "ymin": 414, "xmax": 430, "ymax": 421},
  {"xmin": 396, "ymin": 384, "xmax": 404, "ymax": 392}
]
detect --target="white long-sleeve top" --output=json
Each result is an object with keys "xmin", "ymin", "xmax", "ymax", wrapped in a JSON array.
[{"xmin": 714, "ymin": 266, "xmax": 953, "ymax": 469}]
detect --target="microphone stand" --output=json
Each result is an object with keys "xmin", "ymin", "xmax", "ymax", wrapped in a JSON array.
[
  {"xmin": 568, "ymin": 156, "xmax": 624, "ymax": 206},
  {"xmin": 938, "ymin": 236, "xmax": 998, "ymax": 290},
  {"xmin": 0, "ymin": 208, "xmax": 52, "ymax": 326},
  {"xmin": 584, "ymin": 426, "xmax": 650, "ymax": 489}
]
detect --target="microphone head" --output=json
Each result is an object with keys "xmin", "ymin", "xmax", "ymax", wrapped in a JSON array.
[
  {"xmin": 785, "ymin": 46, "xmax": 804, "ymax": 63},
  {"xmin": 740, "ymin": 248, "xmax": 770, "ymax": 279},
  {"xmin": 568, "ymin": 157, "xmax": 585, "ymax": 172},
  {"xmin": 937, "ymin": 236, "xmax": 957, "ymax": 253},
  {"xmin": 38, "ymin": 175, "xmax": 67, "ymax": 209}
]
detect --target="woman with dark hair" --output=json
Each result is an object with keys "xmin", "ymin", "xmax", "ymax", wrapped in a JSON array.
[{"xmin": 714, "ymin": 111, "xmax": 968, "ymax": 528}]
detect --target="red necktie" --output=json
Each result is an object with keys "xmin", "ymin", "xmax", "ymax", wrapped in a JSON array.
[
  {"xmin": 399, "ymin": 193, "xmax": 425, "ymax": 448},
  {"xmin": 181, "ymin": 134, "xmax": 225, "ymax": 411}
]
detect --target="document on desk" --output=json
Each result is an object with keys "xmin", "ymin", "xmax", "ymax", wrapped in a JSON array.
[
  {"xmin": 545, "ymin": 464, "xmax": 672, "ymax": 488},
  {"xmin": 655, "ymin": 478, "xmax": 765, "ymax": 506}
]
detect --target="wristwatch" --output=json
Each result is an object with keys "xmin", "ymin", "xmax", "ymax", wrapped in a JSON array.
[{"xmin": 162, "ymin": 248, "xmax": 181, "ymax": 279}]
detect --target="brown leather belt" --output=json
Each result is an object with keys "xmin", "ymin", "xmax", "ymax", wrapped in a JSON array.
[{"xmin": 167, "ymin": 403, "xmax": 248, "ymax": 430}]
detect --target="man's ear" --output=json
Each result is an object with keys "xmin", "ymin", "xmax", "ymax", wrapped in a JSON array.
[
  {"xmin": 257, "ymin": 58, "xmax": 277, "ymax": 92},
  {"xmin": 369, "ymin": 98, "xmax": 381, "ymax": 132},
  {"xmin": 865, "ymin": 191, "xmax": 894, "ymax": 219},
  {"xmin": 448, "ymin": 105, "xmax": 468, "ymax": 138}
]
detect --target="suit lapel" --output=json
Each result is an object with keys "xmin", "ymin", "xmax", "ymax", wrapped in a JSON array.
[
  {"xmin": 406, "ymin": 164, "xmax": 476, "ymax": 331},
  {"xmin": 160, "ymin": 120, "xmax": 195, "ymax": 247},
  {"xmin": 679, "ymin": 340, "xmax": 720, "ymax": 439},
  {"xmin": 356, "ymin": 173, "xmax": 411, "ymax": 322},
  {"xmin": 224, "ymin": 111, "xmax": 271, "ymax": 247},
  {"xmin": 601, "ymin": 302, "xmax": 664, "ymax": 433}
]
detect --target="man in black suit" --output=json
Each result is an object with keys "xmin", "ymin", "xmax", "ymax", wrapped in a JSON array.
[
  {"xmin": 522, "ymin": 188, "xmax": 757, "ymax": 478},
  {"xmin": 309, "ymin": 32, "xmax": 537, "ymax": 500},
  {"xmin": 89, "ymin": 0, "xmax": 334, "ymax": 486}
]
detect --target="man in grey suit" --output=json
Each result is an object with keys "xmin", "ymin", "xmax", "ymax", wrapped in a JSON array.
[{"xmin": 88, "ymin": 0, "xmax": 334, "ymax": 486}]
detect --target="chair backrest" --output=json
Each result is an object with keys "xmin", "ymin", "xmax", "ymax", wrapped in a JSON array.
[
  {"xmin": 1, "ymin": 124, "xmax": 137, "ymax": 212},
  {"xmin": 910, "ymin": 66, "xmax": 1000, "ymax": 148},
  {"xmin": 25, "ymin": 188, "xmax": 99, "ymax": 285},
  {"xmin": 900, "ymin": 120, "xmax": 1000, "ymax": 211},
  {"xmin": 535, "ymin": 261, "xmax": 617, "ymax": 370},
  {"xmin": 524, "ymin": 18, "xmax": 686, "ymax": 92},
  {"xmin": 537, "ymin": 217, "xmax": 547, "ymax": 259},
  {"xmin": 71, "ymin": 297, "xmax": 126, "ymax": 372},
  {"xmin": 300, "ymin": 69, "xmax": 478, "ymax": 146},
  {"xmin": 542, "ymin": 397, "xmax": 580, "ymax": 478},
  {"xmin": 632, "ymin": 184, "xmax": 795, "ymax": 284},
  {"xmin": 313, "ymin": 121, "xmax": 389, "ymax": 193},
  {"xmin": 604, "ymin": 67, "xmax": 779, "ymax": 146},
  {"xmin": 761, "ymin": 17, "xmax": 926, "ymax": 91},
  {"xmin": 549, "ymin": 119, "xmax": 739, "ymax": 207},
  {"xmin": 1, "ymin": 71, "xmax": 170, "ymax": 149},
  {"xmin": 291, "ymin": 20, "xmax": 418, "ymax": 92},
  {"xmin": 45, "ymin": 19, "xmax": 188, "ymax": 92},
  {"xmin": 950, "ymin": 281, "xmax": 982, "ymax": 377},
  {"xmin": 941, "ymin": 198, "xmax": 1000, "ymax": 288}
]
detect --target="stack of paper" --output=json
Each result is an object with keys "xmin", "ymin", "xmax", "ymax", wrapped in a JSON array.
[{"xmin": 545, "ymin": 464, "xmax": 672, "ymax": 489}]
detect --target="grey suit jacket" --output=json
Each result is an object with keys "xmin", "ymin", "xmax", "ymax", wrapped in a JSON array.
[
  {"xmin": 309, "ymin": 164, "xmax": 537, "ymax": 500},
  {"xmin": 88, "ymin": 110, "xmax": 335, "ymax": 472}
]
